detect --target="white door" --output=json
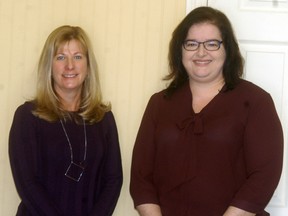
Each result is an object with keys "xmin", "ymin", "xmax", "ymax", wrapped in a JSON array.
[{"xmin": 187, "ymin": 0, "xmax": 288, "ymax": 215}]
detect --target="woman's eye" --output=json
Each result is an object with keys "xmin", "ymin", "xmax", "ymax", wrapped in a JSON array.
[
  {"xmin": 187, "ymin": 42, "xmax": 198, "ymax": 47},
  {"xmin": 207, "ymin": 42, "xmax": 218, "ymax": 47},
  {"xmin": 56, "ymin": 55, "xmax": 65, "ymax": 60},
  {"xmin": 74, "ymin": 55, "xmax": 82, "ymax": 60}
]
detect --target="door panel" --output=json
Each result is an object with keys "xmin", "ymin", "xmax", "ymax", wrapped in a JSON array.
[{"xmin": 187, "ymin": 0, "xmax": 288, "ymax": 215}]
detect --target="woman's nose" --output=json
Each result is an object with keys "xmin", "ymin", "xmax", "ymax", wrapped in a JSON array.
[
  {"xmin": 66, "ymin": 58, "xmax": 75, "ymax": 69},
  {"xmin": 196, "ymin": 44, "xmax": 207, "ymax": 56}
]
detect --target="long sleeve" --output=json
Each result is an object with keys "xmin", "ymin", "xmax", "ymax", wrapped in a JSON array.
[
  {"xmin": 90, "ymin": 112, "xmax": 123, "ymax": 216},
  {"xmin": 130, "ymin": 94, "xmax": 160, "ymax": 207},
  {"xmin": 9, "ymin": 104, "xmax": 63, "ymax": 216},
  {"xmin": 230, "ymin": 93, "xmax": 283, "ymax": 213}
]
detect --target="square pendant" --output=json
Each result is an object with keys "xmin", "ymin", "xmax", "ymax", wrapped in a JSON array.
[{"xmin": 65, "ymin": 162, "xmax": 85, "ymax": 182}]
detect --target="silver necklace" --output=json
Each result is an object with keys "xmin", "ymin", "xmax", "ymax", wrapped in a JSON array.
[{"xmin": 60, "ymin": 118, "xmax": 87, "ymax": 182}]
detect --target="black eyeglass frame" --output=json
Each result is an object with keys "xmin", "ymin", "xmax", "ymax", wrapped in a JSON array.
[{"xmin": 182, "ymin": 39, "xmax": 223, "ymax": 51}]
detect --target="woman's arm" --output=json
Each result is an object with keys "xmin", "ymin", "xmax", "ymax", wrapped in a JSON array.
[
  {"xmin": 136, "ymin": 204, "xmax": 162, "ymax": 216},
  {"xmin": 130, "ymin": 95, "xmax": 161, "ymax": 208},
  {"xmin": 230, "ymin": 93, "xmax": 283, "ymax": 213},
  {"xmin": 223, "ymin": 206, "xmax": 256, "ymax": 216},
  {"xmin": 90, "ymin": 112, "xmax": 123, "ymax": 216},
  {"xmin": 9, "ymin": 103, "xmax": 62, "ymax": 216}
]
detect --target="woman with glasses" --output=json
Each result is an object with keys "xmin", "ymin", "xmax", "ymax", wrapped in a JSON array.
[
  {"xmin": 130, "ymin": 7, "xmax": 283, "ymax": 216},
  {"xmin": 9, "ymin": 25, "xmax": 123, "ymax": 216}
]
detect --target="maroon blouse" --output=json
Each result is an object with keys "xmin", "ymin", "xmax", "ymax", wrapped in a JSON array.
[{"xmin": 130, "ymin": 80, "xmax": 283, "ymax": 216}]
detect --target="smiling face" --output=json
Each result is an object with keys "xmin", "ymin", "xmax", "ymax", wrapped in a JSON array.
[
  {"xmin": 182, "ymin": 22, "xmax": 226, "ymax": 85},
  {"xmin": 52, "ymin": 39, "xmax": 88, "ymax": 97}
]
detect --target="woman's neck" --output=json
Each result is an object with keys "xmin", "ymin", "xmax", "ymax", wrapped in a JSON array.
[
  {"xmin": 58, "ymin": 90, "xmax": 82, "ymax": 112},
  {"xmin": 189, "ymin": 78, "xmax": 225, "ymax": 113},
  {"xmin": 189, "ymin": 78, "xmax": 225, "ymax": 97}
]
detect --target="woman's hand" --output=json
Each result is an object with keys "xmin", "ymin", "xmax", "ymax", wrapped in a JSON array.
[
  {"xmin": 223, "ymin": 206, "xmax": 256, "ymax": 216},
  {"xmin": 136, "ymin": 203, "xmax": 162, "ymax": 216}
]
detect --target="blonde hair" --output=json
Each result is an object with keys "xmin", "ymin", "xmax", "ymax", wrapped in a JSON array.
[{"xmin": 33, "ymin": 25, "xmax": 110, "ymax": 123}]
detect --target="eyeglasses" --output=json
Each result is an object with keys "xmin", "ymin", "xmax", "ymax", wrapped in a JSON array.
[{"xmin": 183, "ymin": 40, "xmax": 223, "ymax": 51}]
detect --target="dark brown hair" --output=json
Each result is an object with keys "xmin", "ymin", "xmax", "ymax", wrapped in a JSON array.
[{"xmin": 165, "ymin": 6, "xmax": 244, "ymax": 96}]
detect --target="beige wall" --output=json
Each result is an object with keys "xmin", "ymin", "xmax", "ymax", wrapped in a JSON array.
[{"xmin": 0, "ymin": 0, "xmax": 186, "ymax": 215}]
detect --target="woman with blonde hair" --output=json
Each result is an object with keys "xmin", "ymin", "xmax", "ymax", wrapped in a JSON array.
[{"xmin": 9, "ymin": 25, "xmax": 123, "ymax": 216}]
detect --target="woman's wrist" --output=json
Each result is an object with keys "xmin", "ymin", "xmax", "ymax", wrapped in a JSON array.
[{"xmin": 136, "ymin": 203, "xmax": 162, "ymax": 216}]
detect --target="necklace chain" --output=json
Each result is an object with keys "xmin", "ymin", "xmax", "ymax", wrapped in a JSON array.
[{"xmin": 60, "ymin": 118, "xmax": 87, "ymax": 182}]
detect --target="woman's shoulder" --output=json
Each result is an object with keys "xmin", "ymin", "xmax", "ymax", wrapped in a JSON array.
[
  {"xmin": 150, "ymin": 89, "xmax": 167, "ymax": 100},
  {"xmin": 237, "ymin": 79, "xmax": 268, "ymax": 93},
  {"xmin": 150, "ymin": 82, "xmax": 190, "ymax": 101},
  {"xmin": 11, "ymin": 101, "xmax": 38, "ymax": 125},
  {"xmin": 235, "ymin": 79, "xmax": 271, "ymax": 98},
  {"xmin": 102, "ymin": 110, "xmax": 114, "ymax": 121},
  {"xmin": 99, "ymin": 110, "xmax": 117, "ymax": 126},
  {"xmin": 233, "ymin": 79, "xmax": 275, "ymax": 107},
  {"xmin": 14, "ymin": 101, "xmax": 36, "ymax": 115}
]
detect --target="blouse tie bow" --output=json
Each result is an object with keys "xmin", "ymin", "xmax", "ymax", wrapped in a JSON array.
[{"xmin": 177, "ymin": 115, "xmax": 203, "ymax": 182}]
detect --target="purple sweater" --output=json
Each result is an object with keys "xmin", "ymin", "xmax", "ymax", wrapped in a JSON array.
[
  {"xmin": 9, "ymin": 102, "xmax": 123, "ymax": 216},
  {"xmin": 130, "ymin": 80, "xmax": 283, "ymax": 216}
]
